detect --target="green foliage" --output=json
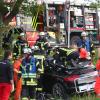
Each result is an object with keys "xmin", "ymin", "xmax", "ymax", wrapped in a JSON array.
[
  {"xmin": 0, "ymin": 25, "xmax": 12, "ymax": 50},
  {"xmin": 21, "ymin": 1, "xmax": 44, "ymax": 30},
  {"xmin": 10, "ymin": 93, "xmax": 98, "ymax": 100},
  {"xmin": 90, "ymin": 0, "xmax": 100, "ymax": 8},
  {"xmin": 71, "ymin": 94, "xmax": 96, "ymax": 100},
  {"xmin": 21, "ymin": 1, "xmax": 44, "ymax": 16},
  {"xmin": 0, "ymin": 1, "xmax": 9, "ymax": 17}
]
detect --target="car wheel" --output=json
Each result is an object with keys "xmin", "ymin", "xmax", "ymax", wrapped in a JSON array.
[{"xmin": 52, "ymin": 83, "xmax": 70, "ymax": 100}]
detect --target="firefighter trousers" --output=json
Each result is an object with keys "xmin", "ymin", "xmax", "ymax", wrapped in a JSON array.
[
  {"xmin": 14, "ymin": 78, "xmax": 22, "ymax": 100},
  {"xmin": 0, "ymin": 83, "xmax": 11, "ymax": 100}
]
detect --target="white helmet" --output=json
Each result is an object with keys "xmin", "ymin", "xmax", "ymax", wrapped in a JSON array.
[
  {"xmin": 23, "ymin": 48, "xmax": 29, "ymax": 53},
  {"xmin": 81, "ymin": 31, "xmax": 88, "ymax": 37},
  {"xmin": 31, "ymin": 46, "xmax": 39, "ymax": 50},
  {"xmin": 23, "ymin": 48, "xmax": 32, "ymax": 54},
  {"xmin": 28, "ymin": 48, "xmax": 32, "ymax": 53},
  {"xmin": 39, "ymin": 32, "xmax": 45, "ymax": 36},
  {"xmin": 20, "ymin": 32, "xmax": 25, "ymax": 36}
]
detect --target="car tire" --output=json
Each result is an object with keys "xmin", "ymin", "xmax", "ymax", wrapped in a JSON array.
[{"xmin": 52, "ymin": 82, "xmax": 70, "ymax": 100}]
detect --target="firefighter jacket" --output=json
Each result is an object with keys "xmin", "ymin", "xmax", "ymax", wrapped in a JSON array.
[
  {"xmin": 21, "ymin": 56, "xmax": 38, "ymax": 86},
  {"xmin": 35, "ymin": 37, "xmax": 49, "ymax": 52},
  {"xmin": 13, "ymin": 39, "xmax": 28, "ymax": 58},
  {"xmin": 53, "ymin": 48, "xmax": 79, "ymax": 67},
  {"xmin": 59, "ymin": 48, "xmax": 78, "ymax": 57},
  {"xmin": 0, "ymin": 59, "xmax": 13, "ymax": 83},
  {"xmin": 56, "ymin": 48, "xmax": 78, "ymax": 60},
  {"xmin": 77, "ymin": 38, "xmax": 95, "ymax": 56},
  {"xmin": 78, "ymin": 38, "xmax": 91, "ymax": 52}
]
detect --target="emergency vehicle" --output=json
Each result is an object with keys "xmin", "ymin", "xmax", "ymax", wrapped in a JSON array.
[
  {"xmin": 40, "ymin": 0, "xmax": 99, "ymax": 47},
  {"xmin": 3, "ymin": 0, "xmax": 100, "ymax": 48},
  {"xmin": 5, "ymin": 0, "xmax": 99, "ymax": 48}
]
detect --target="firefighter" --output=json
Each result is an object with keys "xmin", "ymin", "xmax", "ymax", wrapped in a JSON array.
[
  {"xmin": 77, "ymin": 31, "xmax": 90, "ymax": 52},
  {"xmin": 94, "ymin": 48, "xmax": 100, "ymax": 98},
  {"xmin": 21, "ymin": 48, "xmax": 38, "ymax": 100},
  {"xmin": 0, "ymin": 50, "xmax": 14, "ymax": 100},
  {"xmin": 35, "ymin": 32, "xmax": 50, "ymax": 54},
  {"xmin": 53, "ymin": 46, "xmax": 79, "ymax": 67},
  {"xmin": 77, "ymin": 31, "xmax": 95, "ymax": 59},
  {"xmin": 13, "ymin": 32, "xmax": 28, "ymax": 59},
  {"xmin": 79, "ymin": 48, "xmax": 88, "ymax": 61},
  {"xmin": 13, "ymin": 56, "xmax": 23, "ymax": 100},
  {"xmin": 71, "ymin": 43, "xmax": 88, "ymax": 61}
]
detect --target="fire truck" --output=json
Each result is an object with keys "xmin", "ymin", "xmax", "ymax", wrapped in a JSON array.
[
  {"xmin": 3, "ymin": 0, "xmax": 100, "ymax": 49},
  {"xmin": 37, "ymin": 0, "xmax": 99, "ymax": 47},
  {"xmin": 7, "ymin": 0, "xmax": 99, "ymax": 48}
]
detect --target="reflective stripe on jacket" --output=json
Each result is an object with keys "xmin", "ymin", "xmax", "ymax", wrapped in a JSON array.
[{"xmin": 60, "ymin": 48, "xmax": 76, "ymax": 56}]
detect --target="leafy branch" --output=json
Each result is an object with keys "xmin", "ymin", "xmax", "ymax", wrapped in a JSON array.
[{"xmin": 90, "ymin": 0, "xmax": 100, "ymax": 9}]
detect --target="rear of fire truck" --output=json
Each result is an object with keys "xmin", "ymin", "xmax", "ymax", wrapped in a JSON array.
[
  {"xmin": 37, "ymin": 0, "xmax": 99, "ymax": 99},
  {"xmin": 43, "ymin": 0, "xmax": 99, "ymax": 47}
]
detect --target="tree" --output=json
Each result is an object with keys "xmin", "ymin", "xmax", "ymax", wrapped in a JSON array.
[
  {"xmin": 0, "ymin": 0, "xmax": 44, "ymax": 31},
  {"xmin": 0, "ymin": 0, "xmax": 24, "ymax": 50},
  {"xmin": 0, "ymin": 0, "xmax": 24, "ymax": 25},
  {"xmin": 0, "ymin": 0, "xmax": 44, "ymax": 50},
  {"xmin": 0, "ymin": 0, "xmax": 44, "ymax": 25},
  {"xmin": 21, "ymin": 0, "xmax": 44, "ymax": 30},
  {"xmin": 90, "ymin": 0, "xmax": 100, "ymax": 8}
]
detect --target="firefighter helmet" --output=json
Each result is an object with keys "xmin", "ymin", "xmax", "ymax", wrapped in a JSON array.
[
  {"xmin": 23, "ymin": 48, "xmax": 32, "ymax": 54},
  {"xmin": 20, "ymin": 32, "xmax": 25, "ymax": 36},
  {"xmin": 28, "ymin": 48, "xmax": 32, "ymax": 53},
  {"xmin": 81, "ymin": 31, "xmax": 88, "ymax": 37},
  {"xmin": 23, "ymin": 48, "xmax": 28, "ymax": 53},
  {"xmin": 39, "ymin": 32, "xmax": 45, "ymax": 36},
  {"xmin": 31, "ymin": 46, "xmax": 39, "ymax": 50},
  {"xmin": 80, "ymin": 48, "xmax": 88, "ymax": 59}
]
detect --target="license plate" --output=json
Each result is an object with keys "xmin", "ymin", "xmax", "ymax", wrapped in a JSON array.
[{"xmin": 78, "ymin": 83, "xmax": 95, "ymax": 92}]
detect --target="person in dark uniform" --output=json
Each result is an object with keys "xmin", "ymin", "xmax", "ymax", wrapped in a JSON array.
[
  {"xmin": 77, "ymin": 31, "xmax": 95, "ymax": 59},
  {"xmin": 0, "ymin": 50, "xmax": 14, "ymax": 100},
  {"xmin": 53, "ymin": 46, "xmax": 79, "ymax": 67},
  {"xmin": 13, "ymin": 32, "xmax": 28, "ymax": 59},
  {"xmin": 21, "ymin": 48, "xmax": 38, "ymax": 100},
  {"xmin": 35, "ymin": 32, "xmax": 50, "ymax": 54}
]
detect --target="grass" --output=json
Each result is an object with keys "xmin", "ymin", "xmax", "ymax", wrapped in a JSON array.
[
  {"xmin": 10, "ymin": 93, "xmax": 99, "ymax": 100},
  {"xmin": 71, "ymin": 93, "xmax": 97, "ymax": 100}
]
